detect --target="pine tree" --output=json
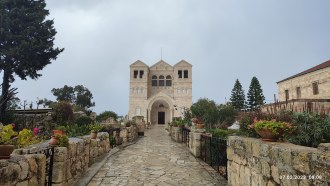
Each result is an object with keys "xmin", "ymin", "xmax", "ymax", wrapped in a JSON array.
[
  {"xmin": 230, "ymin": 79, "xmax": 245, "ymax": 110},
  {"xmin": 247, "ymin": 76, "xmax": 265, "ymax": 110},
  {"xmin": 0, "ymin": 0, "xmax": 64, "ymax": 116}
]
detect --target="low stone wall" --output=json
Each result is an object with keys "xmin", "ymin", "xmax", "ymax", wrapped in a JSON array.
[
  {"xmin": 120, "ymin": 125, "xmax": 138, "ymax": 144},
  {"xmin": 0, "ymin": 154, "xmax": 46, "ymax": 186},
  {"xmin": 227, "ymin": 136, "xmax": 330, "ymax": 186},
  {"xmin": 170, "ymin": 126, "xmax": 182, "ymax": 142},
  {"xmin": 188, "ymin": 129, "xmax": 205, "ymax": 157},
  {"xmin": 1, "ymin": 132, "xmax": 110, "ymax": 186}
]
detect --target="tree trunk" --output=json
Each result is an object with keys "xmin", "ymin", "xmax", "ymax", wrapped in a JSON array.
[{"xmin": 1, "ymin": 69, "xmax": 11, "ymax": 116}]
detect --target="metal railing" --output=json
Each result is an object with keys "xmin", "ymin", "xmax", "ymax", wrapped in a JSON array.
[
  {"xmin": 28, "ymin": 146, "xmax": 55, "ymax": 186},
  {"xmin": 181, "ymin": 127, "xmax": 190, "ymax": 147},
  {"xmin": 200, "ymin": 134, "xmax": 228, "ymax": 179}
]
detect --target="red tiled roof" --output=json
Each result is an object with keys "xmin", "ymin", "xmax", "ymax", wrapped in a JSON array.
[{"xmin": 277, "ymin": 60, "xmax": 330, "ymax": 83}]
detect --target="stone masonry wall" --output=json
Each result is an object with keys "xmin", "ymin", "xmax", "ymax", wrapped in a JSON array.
[
  {"xmin": 120, "ymin": 125, "xmax": 138, "ymax": 144},
  {"xmin": 227, "ymin": 136, "xmax": 330, "ymax": 186},
  {"xmin": 170, "ymin": 126, "xmax": 182, "ymax": 142},
  {"xmin": 1, "ymin": 132, "xmax": 110, "ymax": 186},
  {"xmin": 188, "ymin": 128, "xmax": 205, "ymax": 157},
  {"xmin": 53, "ymin": 132, "xmax": 110, "ymax": 186},
  {"xmin": 0, "ymin": 154, "xmax": 46, "ymax": 186}
]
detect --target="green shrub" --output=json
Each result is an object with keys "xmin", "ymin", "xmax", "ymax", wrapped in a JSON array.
[
  {"xmin": 172, "ymin": 118, "xmax": 185, "ymax": 127},
  {"xmin": 75, "ymin": 116, "xmax": 93, "ymax": 126},
  {"xmin": 239, "ymin": 112, "xmax": 259, "ymax": 137},
  {"xmin": 65, "ymin": 123, "xmax": 90, "ymax": 137},
  {"xmin": 0, "ymin": 111, "xmax": 15, "ymax": 124},
  {"xmin": 209, "ymin": 128, "xmax": 238, "ymax": 139},
  {"xmin": 89, "ymin": 123, "xmax": 102, "ymax": 132},
  {"xmin": 218, "ymin": 104, "xmax": 237, "ymax": 127},
  {"xmin": 288, "ymin": 112, "xmax": 330, "ymax": 147},
  {"xmin": 96, "ymin": 111, "xmax": 118, "ymax": 122},
  {"xmin": 50, "ymin": 101, "xmax": 73, "ymax": 123},
  {"xmin": 109, "ymin": 135, "xmax": 116, "ymax": 147},
  {"xmin": 55, "ymin": 134, "xmax": 69, "ymax": 147}
]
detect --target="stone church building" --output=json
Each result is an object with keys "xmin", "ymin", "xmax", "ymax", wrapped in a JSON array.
[{"xmin": 128, "ymin": 60, "xmax": 192, "ymax": 125}]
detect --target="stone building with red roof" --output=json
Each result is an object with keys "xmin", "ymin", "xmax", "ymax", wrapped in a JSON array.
[
  {"xmin": 277, "ymin": 60, "xmax": 330, "ymax": 101},
  {"xmin": 261, "ymin": 60, "xmax": 330, "ymax": 115}
]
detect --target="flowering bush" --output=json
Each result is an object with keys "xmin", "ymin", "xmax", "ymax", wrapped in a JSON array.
[
  {"xmin": 16, "ymin": 129, "xmax": 42, "ymax": 148},
  {"xmin": 0, "ymin": 124, "xmax": 17, "ymax": 145}
]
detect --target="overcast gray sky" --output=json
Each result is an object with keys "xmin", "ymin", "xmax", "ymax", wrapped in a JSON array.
[{"xmin": 12, "ymin": 0, "xmax": 330, "ymax": 115}]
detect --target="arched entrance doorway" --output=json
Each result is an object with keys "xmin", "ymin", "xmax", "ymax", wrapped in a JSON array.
[{"xmin": 150, "ymin": 100, "xmax": 172, "ymax": 125}]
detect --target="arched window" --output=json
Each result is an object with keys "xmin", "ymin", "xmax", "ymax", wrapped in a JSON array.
[
  {"xmin": 166, "ymin": 75, "xmax": 172, "ymax": 86},
  {"xmin": 159, "ymin": 75, "xmax": 165, "ymax": 86},
  {"xmin": 152, "ymin": 75, "xmax": 157, "ymax": 86}
]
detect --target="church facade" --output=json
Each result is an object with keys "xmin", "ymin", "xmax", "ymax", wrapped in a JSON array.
[{"xmin": 128, "ymin": 60, "xmax": 192, "ymax": 125}]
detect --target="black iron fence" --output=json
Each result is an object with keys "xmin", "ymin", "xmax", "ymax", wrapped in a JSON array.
[
  {"xmin": 200, "ymin": 134, "xmax": 228, "ymax": 179},
  {"xmin": 28, "ymin": 146, "xmax": 55, "ymax": 186},
  {"xmin": 181, "ymin": 127, "xmax": 190, "ymax": 147}
]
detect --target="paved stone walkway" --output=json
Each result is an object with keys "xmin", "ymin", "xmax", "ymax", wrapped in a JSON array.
[{"xmin": 88, "ymin": 126, "xmax": 227, "ymax": 186}]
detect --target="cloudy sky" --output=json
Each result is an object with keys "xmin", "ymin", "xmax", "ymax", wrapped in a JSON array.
[{"xmin": 12, "ymin": 0, "xmax": 330, "ymax": 115}]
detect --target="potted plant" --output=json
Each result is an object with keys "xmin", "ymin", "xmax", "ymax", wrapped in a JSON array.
[
  {"xmin": 53, "ymin": 125, "xmax": 66, "ymax": 135},
  {"xmin": 49, "ymin": 134, "xmax": 69, "ymax": 147},
  {"xmin": 250, "ymin": 119, "xmax": 294, "ymax": 142},
  {"xmin": 0, "ymin": 123, "xmax": 18, "ymax": 159},
  {"xmin": 173, "ymin": 119, "xmax": 185, "ymax": 128},
  {"xmin": 192, "ymin": 117, "xmax": 204, "ymax": 129},
  {"xmin": 56, "ymin": 134, "xmax": 69, "ymax": 147},
  {"xmin": 49, "ymin": 135, "xmax": 59, "ymax": 145},
  {"xmin": 89, "ymin": 123, "xmax": 102, "ymax": 139}
]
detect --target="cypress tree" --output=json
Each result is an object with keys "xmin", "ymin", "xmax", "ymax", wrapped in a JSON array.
[
  {"xmin": 0, "ymin": 0, "xmax": 64, "ymax": 116},
  {"xmin": 247, "ymin": 76, "xmax": 265, "ymax": 110},
  {"xmin": 230, "ymin": 79, "xmax": 245, "ymax": 110}
]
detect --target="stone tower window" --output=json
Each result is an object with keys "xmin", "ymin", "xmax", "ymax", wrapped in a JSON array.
[
  {"xmin": 184, "ymin": 70, "xmax": 188, "ymax": 78},
  {"xmin": 152, "ymin": 75, "xmax": 158, "ymax": 86},
  {"xmin": 296, "ymin": 87, "xmax": 301, "ymax": 99},
  {"xmin": 178, "ymin": 70, "xmax": 182, "ymax": 78},
  {"xmin": 139, "ymin": 70, "xmax": 144, "ymax": 78},
  {"xmin": 285, "ymin": 90, "xmax": 289, "ymax": 101},
  {"xmin": 166, "ymin": 75, "xmax": 172, "ymax": 86},
  {"xmin": 312, "ymin": 82, "xmax": 319, "ymax": 95},
  {"xmin": 159, "ymin": 75, "xmax": 165, "ymax": 86},
  {"xmin": 134, "ymin": 70, "xmax": 138, "ymax": 79}
]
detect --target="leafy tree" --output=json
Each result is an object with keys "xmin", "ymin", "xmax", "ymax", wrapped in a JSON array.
[
  {"xmin": 0, "ymin": 0, "xmax": 64, "ymax": 115},
  {"xmin": 51, "ymin": 85, "xmax": 74, "ymax": 102},
  {"xmin": 229, "ymin": 79, "xmax": 245, "ymax": 110},
  {"xmin": 74, "ymin": 85, "xmax": 95, "ymax": 110},
  {"xmin": 190, "ymin": 98, "xmax": 219, "ymax": 129},
  {"xmin": 218, "ymin": 104, "xmax": 237, "ymax": 127},
  {"xmin": 96, "ymin": 111, "xmax": 118, "ymax": 122},
  {"xmin": 38, "ymin": 98, "xmax": 54, "ymax": 108},
  {"xmin": 51, "ymin": 85, "xmax": 95, "ymax": 111},
  {"xmin": 247, "ymin": 76, "xmax": 265, "ymax": 110}
]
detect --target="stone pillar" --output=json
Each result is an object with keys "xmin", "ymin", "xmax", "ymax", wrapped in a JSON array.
[
  {"xmin": 189, "ymin": 128, "xmax": 205, "ymax": 157},
  {"xmin": 53, "ymin": 147, "xmax": 68, "ymax": 185},
  {"xmin": 171, "ymin": 126, "xmax": 181, "ymax": 142}
]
